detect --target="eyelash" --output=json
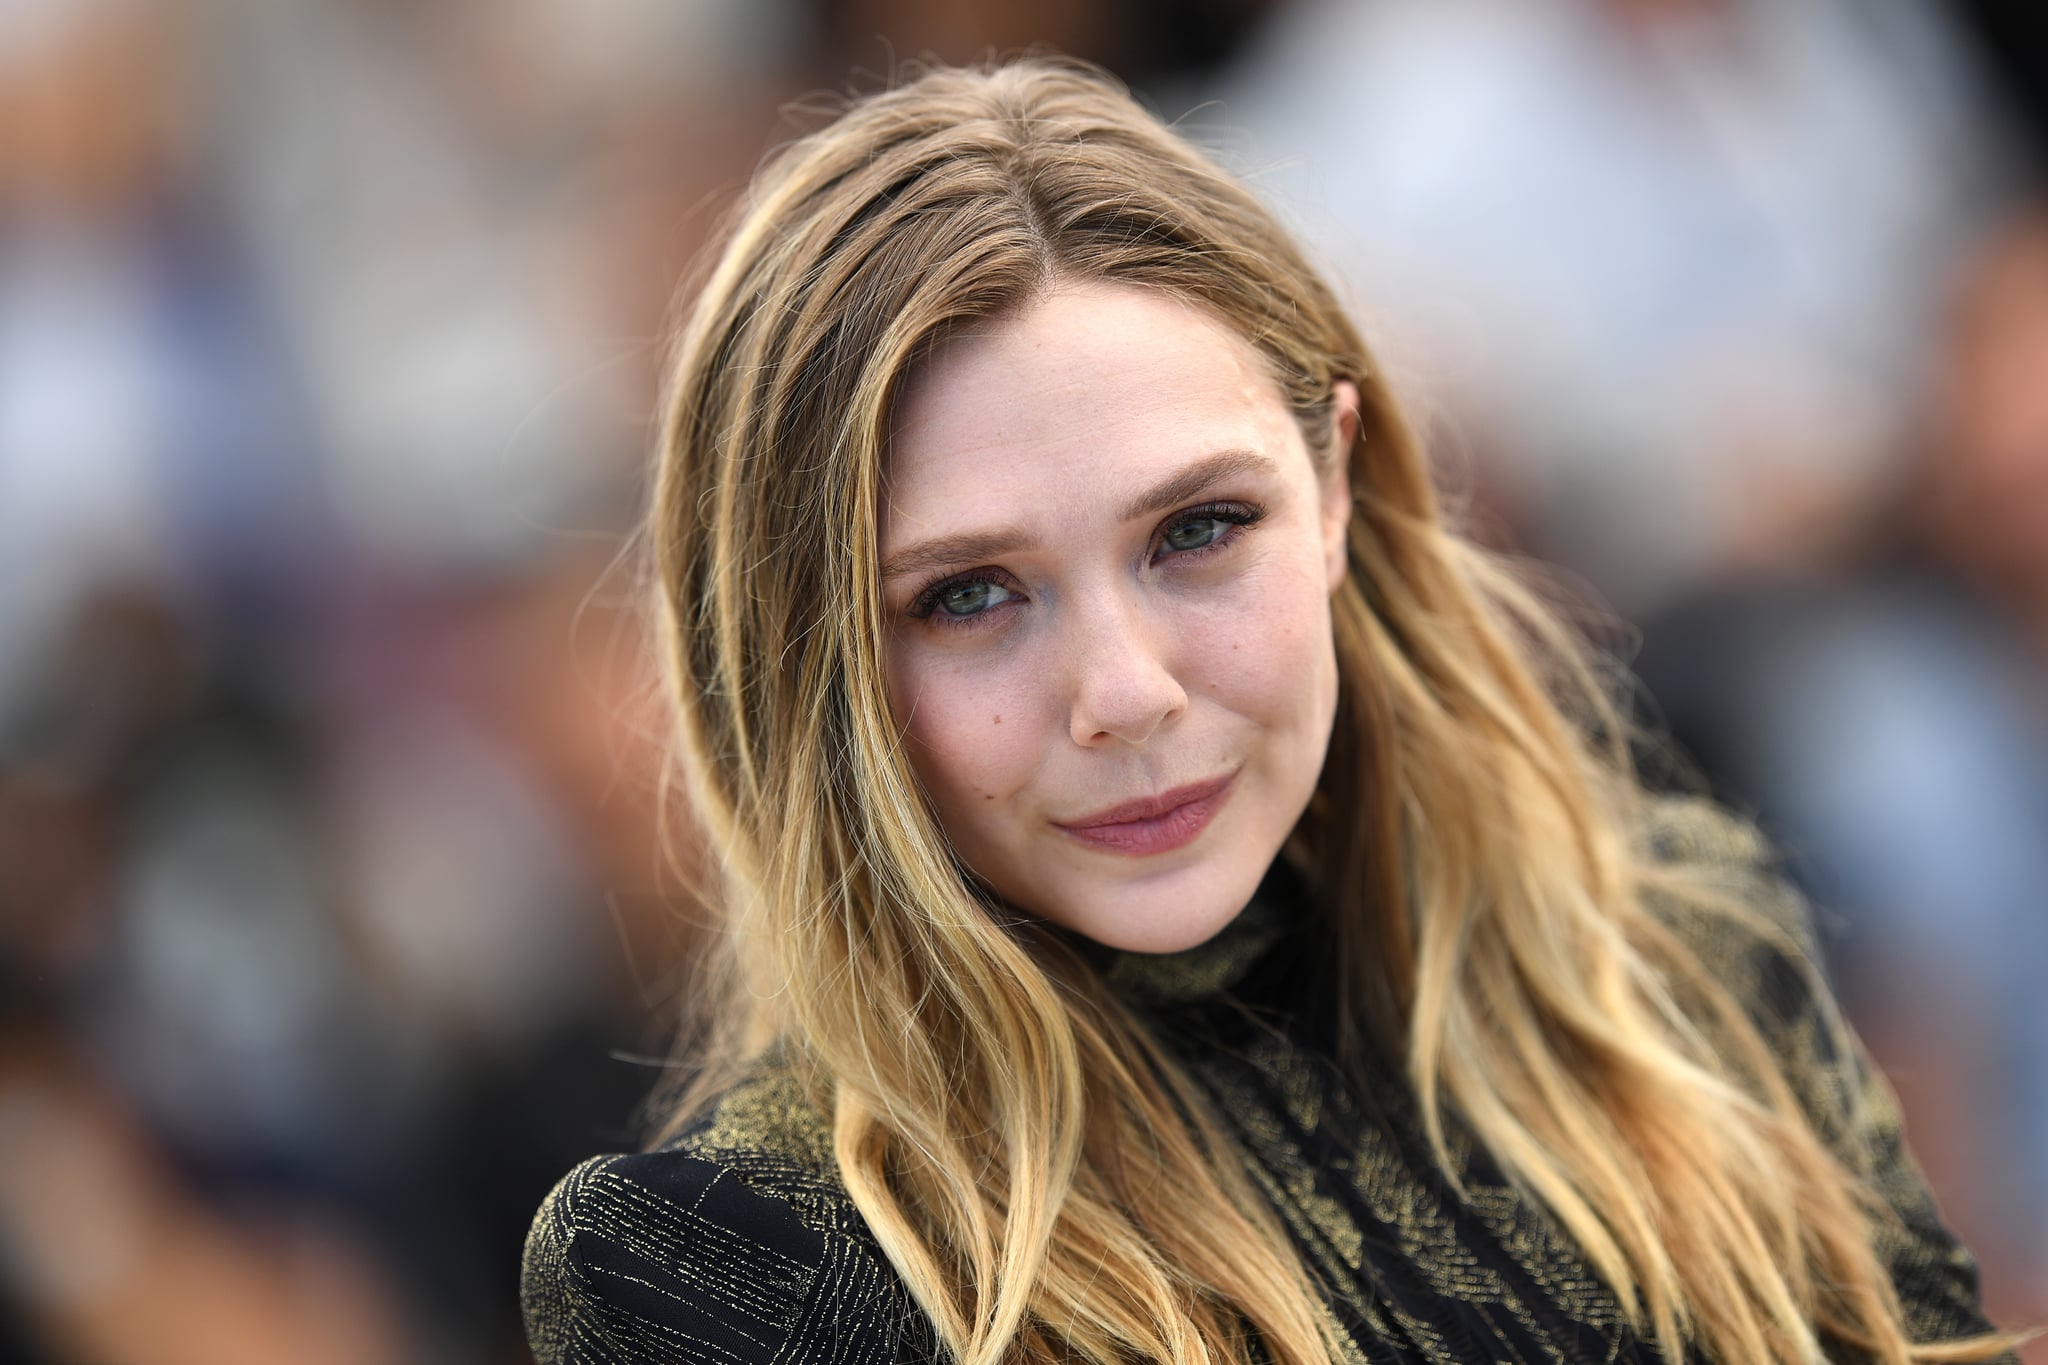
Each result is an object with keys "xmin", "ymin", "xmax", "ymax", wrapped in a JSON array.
[{"xmin": 905, "ymin": 500, "xmax": 1268, "ymax": 630}]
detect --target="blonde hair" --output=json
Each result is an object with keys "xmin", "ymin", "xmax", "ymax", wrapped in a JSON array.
[{"xmin": 644, "ymin": 57, "xmax": 2005, "ymax": 1365}]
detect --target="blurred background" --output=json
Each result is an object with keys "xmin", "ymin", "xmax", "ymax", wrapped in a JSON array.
[{"xmin": 0, "ymin": 0, "xmax": 2042, "ymax": 1360}]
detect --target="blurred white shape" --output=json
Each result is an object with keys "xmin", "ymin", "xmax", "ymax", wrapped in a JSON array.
[
  {"xmin": 330, "ymin": 704, "xmax": 602, "ymax": 1049},
  {"xmin": 307, "ymin": 245, "xmax": 605, "ymax": 574},
  {"xmin": 192, "ymin": 0, "xmax": 777, "ymax": 575},
  {"xmin": 1214, "ymin": 0, "xmax": 2012, "ymax": 606},
  {"xmin": 0, "ymin": 0, "xmax": 127, "ymax": 71},
  {"xmin": 0, "ymin": 225, "xmax": 182, "ymax": 719}
]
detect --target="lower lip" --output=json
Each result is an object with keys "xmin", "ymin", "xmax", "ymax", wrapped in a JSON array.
[{"xmin": 1055, "ymin": 776, "xmax": 1236, "ymax": 857}]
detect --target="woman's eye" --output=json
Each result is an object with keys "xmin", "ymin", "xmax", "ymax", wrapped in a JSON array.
[
  {"xmin": 1162, "ymin": 517, "xmax": 1225, "ymax": 553},
  {"xmin": 935, "ymin": 578, "xmax": 1013, "ymax": 618},
  {"xmin": 1154, "ymin": 502, "xmax": 1264, "ymax": 561}
]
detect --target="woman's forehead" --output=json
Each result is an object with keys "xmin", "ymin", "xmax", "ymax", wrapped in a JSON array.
[{"xmin": 882, "ymin": 282, "xmax": 1301, "ymax": 527}]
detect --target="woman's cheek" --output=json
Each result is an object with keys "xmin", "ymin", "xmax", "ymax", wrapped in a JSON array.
[
  {"xmin": 897, "ymin": 653, "xmax": 1047, "ymax": 821},
  {"xmin": 1173, "ymin": 555, "xmax": 1331, "ymax": 705}
]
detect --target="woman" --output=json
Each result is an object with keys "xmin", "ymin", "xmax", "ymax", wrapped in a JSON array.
[{"xmin": 521, "ymin": 58, "xmax": 2012, "ymax": 1365}]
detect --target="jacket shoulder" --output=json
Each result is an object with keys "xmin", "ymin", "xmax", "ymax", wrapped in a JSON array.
[
  {"xmin": 1640, "ymin": 796, "xmax": 2007, "ymax": 1352},
  {"xmin": 521, "ymin": 1055, "xmax": 938, "ymax": 1365},
  {"xmin": 1640, "ymin": 796, "xmax": 1878, "ymax": 1137},
  {"xmin": 1639, "ymin": 795, "xmax": 1822, "ymax": 1030}
]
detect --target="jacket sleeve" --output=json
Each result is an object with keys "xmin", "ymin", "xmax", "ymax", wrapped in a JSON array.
[
  {"xmin": 1831, "ymin": 1033, "xmax": 2015, "ymax": 1354},
  {"xmin": 521, "ymin": 1149, "xmax": 936, "ymax": 1365},
  {"xmin": 1657, "ymin": 800, "xmax": 2012, "ymax": 1357},
  {"xmin": 1757, "ymin": 938, "xmax": 2011, "ymax": 1355}
]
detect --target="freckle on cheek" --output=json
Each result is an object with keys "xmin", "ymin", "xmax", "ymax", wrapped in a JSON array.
[{"xmin": 992, "ymin": 714, "xmax": 1002, "ymax": 725}]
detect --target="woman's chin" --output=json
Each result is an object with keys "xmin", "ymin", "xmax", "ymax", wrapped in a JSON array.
[{"xmin": 1028, "ymin": 866, "xmax": 1261, "ymax": 955}]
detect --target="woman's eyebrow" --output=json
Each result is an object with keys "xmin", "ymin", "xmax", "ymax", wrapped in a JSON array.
[
  {"xmin": 880, "ymin": 449, "xmax": 1277, "ymax": 584},
  {"xmin": 882, "ymin": 528, "xmax": 1037, "ymax": 583},
  {"xmin": 1117, "ymin": 448, "xmax": 1276, "ymax": 521}
]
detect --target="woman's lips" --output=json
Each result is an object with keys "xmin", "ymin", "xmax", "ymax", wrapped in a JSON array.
[{"xmin": 1054, "ymin": 771, "xmax": 1237, "ymax": 856}]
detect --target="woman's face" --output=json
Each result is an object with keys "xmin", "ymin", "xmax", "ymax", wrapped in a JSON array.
[{"xmin": 881, "ymin": 281, "xmax": 1355, "ymax": 953}]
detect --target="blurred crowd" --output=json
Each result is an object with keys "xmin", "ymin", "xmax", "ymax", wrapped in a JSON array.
[{"xmin": 1, "ymin": 1, "xmax": 2043, "ymax": 1361}]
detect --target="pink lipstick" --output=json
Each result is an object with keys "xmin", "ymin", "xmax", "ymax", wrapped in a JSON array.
[{"xmin": 1054, "ymin": 771, "xmax": 1237, "ymax": 856}]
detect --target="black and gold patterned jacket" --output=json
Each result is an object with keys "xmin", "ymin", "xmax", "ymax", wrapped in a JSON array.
[{"xmin": 522, "ymin": 812, "xmax": 2006, "ymax": 1363}]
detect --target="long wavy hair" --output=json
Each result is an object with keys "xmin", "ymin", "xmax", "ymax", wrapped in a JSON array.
[{"xmin": 643, "ymin": 57, "xmax": 2004, "ymax": 1365}]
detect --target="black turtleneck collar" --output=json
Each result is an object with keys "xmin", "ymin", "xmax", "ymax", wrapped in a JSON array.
[{"xmin": 1093, "ymin": 853, "xmax": 1319, "ymax": 1009}]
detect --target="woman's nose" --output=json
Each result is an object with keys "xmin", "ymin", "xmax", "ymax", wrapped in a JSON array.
[{"xmin": 1064, "ymin": 594, "xmax": 1188, "ymax": 748}]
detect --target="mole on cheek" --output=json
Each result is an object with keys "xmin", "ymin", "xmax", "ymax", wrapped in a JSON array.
[{"xmin": 992, "ymin": 714, "xmax": 1002, "ymax": 725}]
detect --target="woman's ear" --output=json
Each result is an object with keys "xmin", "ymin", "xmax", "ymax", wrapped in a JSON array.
[{"xmin": 1322, "ymin": 380, "xmax": 1360, "ymax": 592}]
